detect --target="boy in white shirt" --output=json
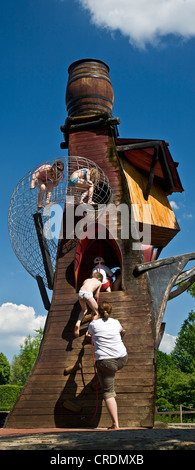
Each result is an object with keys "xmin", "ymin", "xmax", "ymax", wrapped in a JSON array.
[{"xmin": 92, "ymin": 257, "xmax": 114, "ymax": 292}]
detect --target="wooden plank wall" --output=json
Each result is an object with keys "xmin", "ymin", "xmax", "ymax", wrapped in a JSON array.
[
  {"xmin": 5, "ymin": 124, "xmax": 156, "ymax": 428},
  {"xmin": 121, "ymin": 158, "xmax": 180, "ymax": 247}
]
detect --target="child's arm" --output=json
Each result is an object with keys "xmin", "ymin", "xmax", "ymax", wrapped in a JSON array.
[
  {"xmin": 86, "ymin": 322, "xmax": 93, "ymax": 338},
  {"xmin": 94, "ymin": 284, "xmax": 101, "ymax": 300},
  {"xmin": 86, "ymin": 169, "xmax": 93, "ymax": 185},
  {"xmin": 30, "ymin": 173, "xmax": 36, "ymax": 189},
  {"xmin": 85, "ymin": 330, "xmax": 92, "ymax": 338},
  {"xmin": 30, "ymin": 170, "xmax": 40, "ymax": 189}
]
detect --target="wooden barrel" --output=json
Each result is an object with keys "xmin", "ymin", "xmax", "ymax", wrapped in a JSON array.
[{"xmin": 66, "ymin": 59, "xmax": 114, "ymax": 117}]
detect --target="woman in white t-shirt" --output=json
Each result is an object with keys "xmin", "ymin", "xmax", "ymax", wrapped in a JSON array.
[{"xmin": 87, "ymin": 302, "xmax": 128, "ymax": 430}]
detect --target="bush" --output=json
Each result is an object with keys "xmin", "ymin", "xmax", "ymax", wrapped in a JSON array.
[
  {"xmin": 155, "ymin": 414, "xmax": 195, "ymax": 424},
  {"xmin": 0, "ymin": 385, "xmax": 23, "ymax": 411},
  {"xmin": 155, "ymin": 397, "xmax": 173, "ymax": 411},
  {"xmin": 0, "ymin": 353, "xmax": 10, "ymax": 385}
]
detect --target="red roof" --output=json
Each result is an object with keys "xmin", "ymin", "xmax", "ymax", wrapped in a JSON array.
[{"xmin": 115, "ymin": 137, "xmax": 184, "ymax": 195}]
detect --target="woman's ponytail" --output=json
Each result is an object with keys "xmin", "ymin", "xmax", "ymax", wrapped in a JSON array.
[
  {"xmin": 103, "ymin": 311, "xmax": 109, "ymax": 320},
  {"xmin": 98, "ymin": 302, "xmax": 112, "ymax": 320}
]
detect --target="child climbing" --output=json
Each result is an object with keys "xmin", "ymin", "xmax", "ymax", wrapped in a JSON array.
[
  {"xmin": 74, "ymin": 272, "xmax": 103, "ymax": 338},
  {"xmin": 92, "ymin": 257, "xmax": 114, "ymax": 292},
  {"xmin": 30, "ymin": 160, "xmax": 64, "ymax": 211},
  {"xmin": 86, "ymin": 302, "xmax": 128, "ymax": 430},
  {"xmin": 69, "ymin": 167, "xmax": 100, "ymax": 205}
]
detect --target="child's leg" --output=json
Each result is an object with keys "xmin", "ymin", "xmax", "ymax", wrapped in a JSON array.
[
  {"xmin": 79, "ymin": 184, "xmax": 94, "ymax": 204},
  {"xmin": 37, "ymin": 183, "xmax": 46, "ymax": 209},
  {"xmin": 87, "ymin": 297, "xmax": 99, "ymax": 319},
  {"xmin": 74, "ymin": 180, "xmax": 89, "ymax": 203},
  {"xmin": 87, "ymin": 184, "xmax": 94, "ymax": 204},
  {"xmin": 74, "ymin": 299, "xmax": 88, "ymax": 337},
  {"xmin": 79, "ymin": 189, "xmax": 89, "ymax": 203},
  {"xmin": 45, "ymin": 182, "xmax": 54, "ymax": 204}
]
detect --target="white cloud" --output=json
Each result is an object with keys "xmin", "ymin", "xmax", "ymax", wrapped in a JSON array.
[
  {"xmin": 0, "ymin": 303, "xmax": 46, "ymax": 363},
  {"xmin": 77, "ymin": 0, "xmax": 195, "ymax": 48},
  {"xmin": 170, "ymin": 201, "xmax": 179, "ymax": 210},
  {"xmin": 159, "ymin": 332, "xmax": 177, "ymax": 353},
  {"xmin": 169, "ymin": 201, "xmax": 194, "ymax": 219},
  {"xmin": 183, "ymin": 212, "xmax": 193, "ymax": 219}
]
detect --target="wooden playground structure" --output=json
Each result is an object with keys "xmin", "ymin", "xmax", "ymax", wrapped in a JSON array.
[{"xmin": 6, "ymin": 59, "xmax": 195, "ymax": 429}]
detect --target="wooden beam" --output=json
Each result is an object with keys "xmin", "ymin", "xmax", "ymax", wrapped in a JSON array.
[
  {"xmin": 134, "ymin": 252, "xmax": 195, "ymax": 275},
  {"xmin": 36, "ymin": 275, "xmax": 51, "ymax": 311},
  {"xmin": 134, "ymin": 252, "xmax": 195, "ymax": 347},
  {"xmin": 116, "ymin": 140, "xmax": 163, "ymax": 152},
  {"xmin": 172, "ymin": 266, "xmax": 195, "ymax": 285},
  {"xmin": 158, "ymin": 144, "xmax": 174, "ymax": 191},
  {"xmin": 143, "ymin": 145, "xmax": 159, "ymax": 200},
  {"xmin": 169, "ymin": 274, "xmax": 195, "ymax": 300},
  {"xmin": 61, "ymin": 117, "xmax": 120, "ymax": 133},
  {"xmin": 33, "ymin": 213, "xmax": 54, "ymax": 290},
  {"xmin": 156, "ymin": 322, "xmax": 165, "ymax": 350},
  {"xmin": 60, "ymin": 141, "xmax": 68, "ymax": 149}
]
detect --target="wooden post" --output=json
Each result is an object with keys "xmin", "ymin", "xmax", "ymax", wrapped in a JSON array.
[
  {"xmin": 33, "ymin": 213, "xmax": 54, "ymax": 290},
  {"xmin": 180, "ymin": 404, "xmax": 183, "ymax": 423},
  {"xmin": 36, "ymin": 275, "xmax": 51, "ymax": 311}
]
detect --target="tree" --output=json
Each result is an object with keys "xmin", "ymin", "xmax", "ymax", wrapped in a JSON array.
[
  {"xmin": 11, "ymin": 329, "xmax": 43, "ymax": 386},
  {"xmin": 156, "ymin": 351, "xmax": 176, "ymax": 410},
  {"xmin": 156, "ymin": 311, "xmax": 195, "ymax": 412},
  {"xmin": 156, "ymin": 350, "xmax": 175, "ymax": 370},
  {"xmin": 157, "ymin": 362, "xmax": 195, "ymax": 409},
  {"xmin": 171, "ymin": 311, "xmax": 195, "ymax": 373},
  {"xmin": 187, "ymin": 283, "xmax": 195, "ymax": 299},
  {"xmin": 0, "ymin": 353, "xmax": 10, "ymax": 385}
]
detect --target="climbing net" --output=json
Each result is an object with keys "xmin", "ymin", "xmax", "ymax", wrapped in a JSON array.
[{"xmin": 8, "ymin": 155, "xmax": 112, "ymax": 288}]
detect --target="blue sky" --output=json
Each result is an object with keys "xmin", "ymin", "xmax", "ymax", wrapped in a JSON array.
[{"xmin": 0, "ymin": 0, "xmax": 195, "ymax": 361}]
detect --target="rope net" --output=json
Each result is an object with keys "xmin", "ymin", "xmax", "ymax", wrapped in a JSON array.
[{"xmin": 8, "ymin": 155, "xmax": 112, "ymax": 288}]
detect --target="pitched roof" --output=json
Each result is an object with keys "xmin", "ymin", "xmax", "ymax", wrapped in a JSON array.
[{"xmin": 115, "ymin": 137, "xmax": 184, "ymax": 195}]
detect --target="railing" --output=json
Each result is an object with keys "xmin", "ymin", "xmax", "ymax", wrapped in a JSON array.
[{"xmin": 156, "ymin": 405, "xmax": 195, "ymax": 423}]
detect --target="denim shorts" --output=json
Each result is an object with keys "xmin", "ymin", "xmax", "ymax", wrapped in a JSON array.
[
  {"xmin": 96, "ymin": 355, "xmax": 128, "ymax": 399},
  {"xmin": 69, "ymin": 177, "xmax": 79, "ymax": 187}
]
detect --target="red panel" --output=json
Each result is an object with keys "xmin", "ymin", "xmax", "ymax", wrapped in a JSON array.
[
  {"xmin": 142, "ymin": 245, "xmax": 158, "ymax": 263},
  {"xmin": 75, "ymin": 224, "xmax": 122, "ymax": 289}
]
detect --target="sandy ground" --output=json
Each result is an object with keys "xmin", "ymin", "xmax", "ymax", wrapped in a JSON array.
[{"xmin": 0, "ymin": 424, "xmax": 194, "ymax": 451}]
